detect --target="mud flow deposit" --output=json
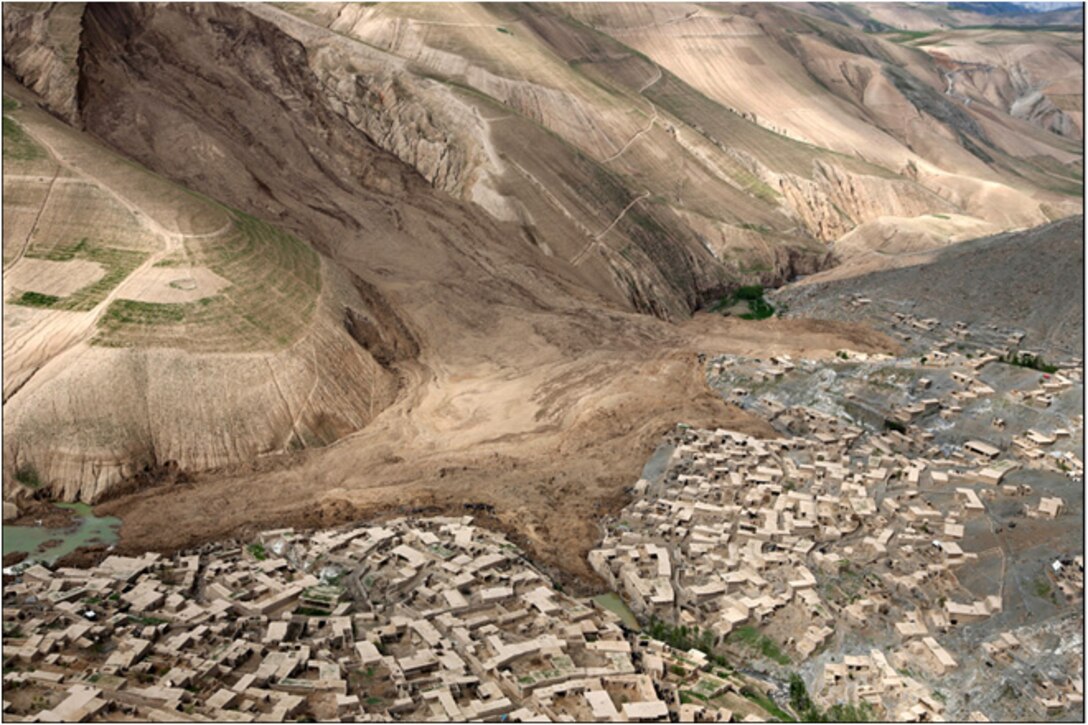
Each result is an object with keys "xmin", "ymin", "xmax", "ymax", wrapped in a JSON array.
[{"xmin": 2, "ymin": 2, "xmax": 1083, "ymax": 722}]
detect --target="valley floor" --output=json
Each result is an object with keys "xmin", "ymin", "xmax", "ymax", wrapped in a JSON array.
[
  {"xmin": 4, "ymin": 308, "xmax": 1082, "ymax": 722},
  {"xmin": 63, "ymin": 317, "xmax": 895, "ymax": 588}
]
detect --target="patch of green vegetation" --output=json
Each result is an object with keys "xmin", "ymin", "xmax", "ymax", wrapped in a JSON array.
[
  {"xmin": 3, "ymin": 95, "xmax": 19, "ymax": 112},
  {"xmin": 741, "ymin": 297, "xmax": 776, "ymax": 320},
  {"xmin": 496, "ymin": 26, "xmax": 513, "ymax": 35},
  {"xmin": 16, "ymin": 291, "xmax": 60, "ymax": 307},
  {"xmin": 881, "ymin": 29, "xmax": 936, "ymax": 44},
  {"xmin": 15, "ymin": 466, "xmax": 42, "ymax": 489},
  {"xmin": 94, "ymin": 211, "xmax": 320, "ymax": 352},
  {"xmin": 13, "ymin": 240, "xmax": 148, "ymax": 312},
  {"xmin": 712, "ymin": 284, "xmax": 760, "ymax": 309},
  {"xmin": 365, "ymin": 696, "xmax": 383, "ymax": 706},
  {"xmin": 740, "ymin": 222, "xmax": 772, "ymax": 234},
  {"xmin": 789, "ymin": 674, "xmax": 874, "ymax": 722},
  {"xmin": 999, "ymin": 350, "xmax": 1058, "ymax": 374},
  {"xmin": 789, "ymin": 673, "xmax": 821, "ymax": 721},
  {"xmin": 728, "ymin": 625, "xmax": 790, "ymax": 665},
  {"xmin": 248, "ymin": 543, "xmax": 267, "ymax": 561},
  {"xmin": 646, "ymin": 617, "xmax": 729, "ymax": 668},
  {"xmin": 127, "ymin": 615, "xmax": 168, "ymax": 627},
  {"xmin": 38, "ymin": 238, "xmax": 88, "ymax": 260},
  {"xmin": 102, "ymin": 299, "xmax": 187, "ymax": 325},
  {"xmin": 1033, "ymin": 578, "xmax": 1052, "ymax": 598},
  {"xmin": 294, "ymin": 606, "xmax": 330, "ymax": 617},
  {"xmin": 2, "ymin": 115, "xmax": 46, "ymax": 161},
  {"xmin": 743, "ymin": 686, "xmax": 795, "ymax": 722},
  {"xmin": 930, "ymin": 213, "xmax": 951, "ymax": 220},
  {"xmin": 825, "ymin": 702, "xmax": 875, "ymax": 722},
  {"xmin": 712, "ymin": 285, "xmax": 777, "ymax": 320}
]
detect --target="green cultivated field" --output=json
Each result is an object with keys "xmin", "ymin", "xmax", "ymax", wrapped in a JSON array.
[
  {"xmin": 3, "ymin": 97, "xmax": 47, "ymax": 161},
  {"xmin": 10, "ymin": 239, "xmax": 148, "ymax": 311},
  {"xmin": 94, "ymin": 212, "xmax": 321, "ymax": 352}
]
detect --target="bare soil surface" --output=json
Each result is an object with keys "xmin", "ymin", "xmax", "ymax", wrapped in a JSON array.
[
  {"xmin": 777, "ymin": 216, "xmax": 1085, "ymax": 358},
  {"xmin": 97, "ymin": 316, "xmax": 896, "ymax": 589}
]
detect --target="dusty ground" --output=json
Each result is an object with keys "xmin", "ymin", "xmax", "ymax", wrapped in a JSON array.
[
  {"xmin": 9, "ymin": 2, "xmax": 1047, "ymax": 590},
  {"xmin": 5, "ymin": 257, "xmax": 106, "ymax": 296},
  {"xmin": 96, "ymin": 315, "xmax": 895, "ymax": 589},
  {"xmin": 111, "ymin": 264, "xmax": 230, "ymax": 304},
  {"xmin": 777, "ymin": 216, "xmax": 1085, "ymax": 358}
]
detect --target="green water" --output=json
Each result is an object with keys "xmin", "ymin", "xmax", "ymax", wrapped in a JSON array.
[
  {"xmin": 593, "ymin": 592, "xmax": 641, "ymax": 631},
  {"xmin": 2, "ymin": 503, "xmax": 120, "ymax": 566}
]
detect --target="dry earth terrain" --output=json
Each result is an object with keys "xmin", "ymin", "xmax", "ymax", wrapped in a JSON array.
[{"xmin": 1, "ymin": 2, "xmax": 1082, "ymax": 581}]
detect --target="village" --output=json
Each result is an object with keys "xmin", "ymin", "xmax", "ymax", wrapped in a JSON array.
[
  {"xmin": 591, "ymin": 312, "xmax": 1083, "ymax": 721},
  {"xmin": 2, "ymin": 312, "xmax": 1084, "ymax": 723},
  {"xmin": 3, "ymin": 512, "xmax": 840, "ymax": 723}
]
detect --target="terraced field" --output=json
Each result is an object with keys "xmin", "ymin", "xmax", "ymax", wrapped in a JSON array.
[
  {"xmin": 10, "ymin": 239, "xmax": 147, "ymax": 311},
  {"xmin": 2, "ymin": 98, "xmax": 45, "ymax": 162},
  {"xmin": 94, "ymin": 212, "xmax": 321, "ymax": 352},
  {"xmin": 15, "ymin": 181, "xmax": 161, "ymax": 254}
]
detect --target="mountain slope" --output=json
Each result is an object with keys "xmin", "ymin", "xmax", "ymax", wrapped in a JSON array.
[
  {"xmin": 8, "ymin": 2, "xmax": 1078, "ymax": 294},
  {"xmin": 0, "ymin": 3, "xmax": 1080, "ymax": 566},
  {"xmin": 2, "ymin": 80, "xmax": 411, "ymax": 501},
  {"xmin": 777, "ymin": 215, "xmax": 1085, "ymax": 357}
]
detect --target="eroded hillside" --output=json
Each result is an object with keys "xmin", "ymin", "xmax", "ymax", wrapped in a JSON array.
[
  {"xmin": 1, "ymin": 2, "xmax": 1082, "ymax": 572},
  {"xmin": 2, "ymin": 82, "xmax": 409, "ymax": 501}
]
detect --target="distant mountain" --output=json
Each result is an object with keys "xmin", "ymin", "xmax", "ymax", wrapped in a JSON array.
[
  {"xmin": 1, "ymin": 1, "xmax": 1082, "ymax": 500},
  {"xmin": 948, "ymin": 2, "xmax": 1037, "ymax": 16},
  {"xmin": 1018, "ymin": 2, "xmax": 1083, "ymax": 12},
  {"xmin": 950, "ymin": 2, "xmax": 1081, "ymax": 15},
  {"xmin": 949, "ymin": 0, "xmax": 1084, "ymax": 25}
]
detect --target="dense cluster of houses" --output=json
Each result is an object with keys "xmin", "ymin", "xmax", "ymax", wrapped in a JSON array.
[
  {"xmin": 2, "ymin": 315, "xmax": 1082, "ymax": 722},
  {"xmin": 591, "ymin": 343, "xmax": 1083, "ymax": 721},
  {"xmin": 2, "ymin": 515, "xmax": 807, "ymax": 723}
]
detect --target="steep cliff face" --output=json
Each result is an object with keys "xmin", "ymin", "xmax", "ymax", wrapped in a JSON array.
[
  {"xmin": 767, "ymin": 159, "xmax": 960, "ymax": 243},
  {"xmin": 73, "ymin": 3, "xmax": 740, "ymax": 321},
  {"xmin": 2, "ymin": 2, "xmax": 83, "ymax": 123},
  {"xmin": 3, "ymin": 2, "xmax": 1080, "ymax": 508}
]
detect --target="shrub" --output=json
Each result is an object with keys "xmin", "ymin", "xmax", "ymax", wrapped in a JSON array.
[
  {"xmin": 728, "ymin": 625, "xmax": 790, "ymax": 665},
  {"xmin": 1000, "ymin": 350, "xmax": 1058, "ymax": 374},
  {"xmin": 15, "ymin": 466, "xmax": 42, "ymax": 488},
  {"xmin": 17, "ymin": 291, "xmax": 59, "ymax": 307},
  {"xmin": 735, "ymin": 285, "xmax": 765, "ymax": 301}
]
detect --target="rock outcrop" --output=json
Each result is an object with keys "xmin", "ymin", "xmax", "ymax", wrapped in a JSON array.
[{"xmin": 2, "ymin": 3, "xmax": 83, "ymax": 123}]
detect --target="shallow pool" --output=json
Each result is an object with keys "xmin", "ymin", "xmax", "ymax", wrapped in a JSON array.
[
  {"xmin": 592, "ymin": 592, "xmax": 641, "ymax": 631},
  {"xmin": 3, "ymin": 502, "xmax": 120, "ymax": 565}
]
